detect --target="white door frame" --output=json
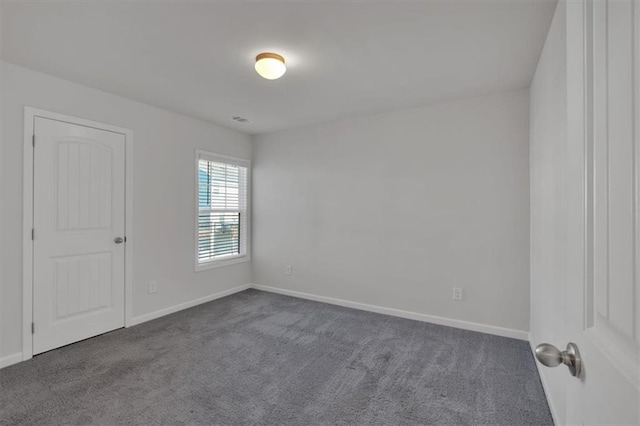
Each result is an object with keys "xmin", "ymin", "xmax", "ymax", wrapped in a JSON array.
[{"xmin": 22, "ymin": 106, "xmax": 134, "ymax": 361}]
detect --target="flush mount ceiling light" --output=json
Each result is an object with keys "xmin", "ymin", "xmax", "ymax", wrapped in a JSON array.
[{"xmin": 255, "ymin": 52, "xmax": 286, "ymax": 80}]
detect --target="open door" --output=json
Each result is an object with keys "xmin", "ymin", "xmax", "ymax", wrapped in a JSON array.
[
  {"xmin": 534, "ymin": 1, "xmax": 639, "ymax": 424},
  {"xmin": 567, "ymin": 1, "xmax": 639, "ymax": 423}
]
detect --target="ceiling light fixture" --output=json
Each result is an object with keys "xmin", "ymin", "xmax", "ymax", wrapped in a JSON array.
[{"xmin": 255, "ymin": 52, "xmax": 286, "ymax": 80}]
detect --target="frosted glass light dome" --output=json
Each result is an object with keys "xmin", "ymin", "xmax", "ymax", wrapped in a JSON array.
[{"xmin": 255, "ymin": 52, "xmax": 286, "ymax": 80}]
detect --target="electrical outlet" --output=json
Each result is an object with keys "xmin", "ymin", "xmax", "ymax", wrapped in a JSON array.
[
  {"xmin": 453, "ymin": 287, "xmax": 463, "ymax": 301},
  {"xmin": 285, "ymin": 265, "xmax": 293, "ymax": 276},
  {"xmin": 148, "ymin": 280, "xmax": 157, "ymax": 294}
]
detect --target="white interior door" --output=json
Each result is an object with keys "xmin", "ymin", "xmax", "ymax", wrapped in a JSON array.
[
  {"xmin": 32, "ymin": 116, "xmax": 126, "ymax": 355},
  {"xmin": 563, "ymin": 1, "xmax": 639, "ymax": 424}
]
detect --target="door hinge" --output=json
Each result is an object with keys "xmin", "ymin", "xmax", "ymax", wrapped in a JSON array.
[
  {"xmin": 32, "ymin": 134, "xmax": 35, "ymax": 147},
  {"xmin": 31, "ymin": 228, "xmax": 34, "ymax": 240},
  {"xmin": 31, "ymin": 322, "xmax": 35, "ymax": 334}
]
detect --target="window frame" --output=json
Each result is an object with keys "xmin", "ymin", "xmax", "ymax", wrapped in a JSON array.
[{"xmin": 194, "ymin": 149, "xmax": 251, "ymax": 271}]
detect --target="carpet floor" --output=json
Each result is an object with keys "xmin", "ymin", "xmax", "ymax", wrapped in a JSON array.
[{"xmin": 0, "ymin": 289, "xmax": 552, "ymax": 425}]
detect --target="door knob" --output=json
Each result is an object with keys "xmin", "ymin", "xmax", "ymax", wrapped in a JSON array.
[
  {"xmin": 114, "ymin": 237, "xmax": 124, "ymax": 244},
  {"xmin": 535, "ymin": 342, "xmax": 582, "ymax": 377}
]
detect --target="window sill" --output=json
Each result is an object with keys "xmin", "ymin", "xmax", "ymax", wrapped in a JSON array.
[{"xmin": 195, "ymin": 255, "xmax": 250, "ymax": 272}]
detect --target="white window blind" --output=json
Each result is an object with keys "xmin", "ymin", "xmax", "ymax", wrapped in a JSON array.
[{"xmin": 196, "ymin": 152, "xmax": 249, "ymax": 267}]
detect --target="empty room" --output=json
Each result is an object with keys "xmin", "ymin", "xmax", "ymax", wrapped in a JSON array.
[{"xmin": 0, "ymin": 1, "xmax": 638, "ymax": 425}]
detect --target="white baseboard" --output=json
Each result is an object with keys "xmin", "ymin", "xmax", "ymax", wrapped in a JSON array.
[
  {"xmin": 250, "ymin": 284, "xmax": 529, "ymax": 340},
  {"xmin": 0, "ymin": 352, "xmax": 24, "ymax": 369},
  {"xmin": 129, "ymin": 283, "xmax": 251, "ymax": 326},
  {"xmin": 3, "ymin": 283, "xmax": 528, "ymax": 371},
  {"xmin": 528, "ymin": 334, "xmax": 560, "ymax": 426}
]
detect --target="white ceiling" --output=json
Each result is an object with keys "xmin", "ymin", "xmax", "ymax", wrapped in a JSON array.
[{"xmin": 1, "ymin": 1, "xmax": 556, "ymax": 135}]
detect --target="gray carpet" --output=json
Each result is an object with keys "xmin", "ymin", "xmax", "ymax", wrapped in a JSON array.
[{"xmin": 0, "ymin": 289, "xmax": 552, "ymax": 425}]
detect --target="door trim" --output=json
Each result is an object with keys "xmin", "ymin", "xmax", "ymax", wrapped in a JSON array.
[{"xmin": 22, "ymin": 107, "xmax": 134, "ymax": 361}]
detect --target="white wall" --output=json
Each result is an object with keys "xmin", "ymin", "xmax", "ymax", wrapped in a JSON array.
[
  {"xmin": 0, "ymin": 61, "xmax": 252, "ymax": 361},
  {"xmin": 529, "ymin": 1, "xmax": 567, "ymax": 423},
  {"xmin": 252, "ymin": 89, "xmax": 531, "ymax": 335}
]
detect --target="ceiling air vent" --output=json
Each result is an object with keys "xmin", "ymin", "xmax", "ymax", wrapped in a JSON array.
[{"xmin": 231, "ymin": 116, "xmax": 250, "ymax": 124}]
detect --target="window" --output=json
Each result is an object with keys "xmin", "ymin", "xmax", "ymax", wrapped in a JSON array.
[{"xmin": 196, "ymin": 151, "xmax": 249, "ymax": 270}]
